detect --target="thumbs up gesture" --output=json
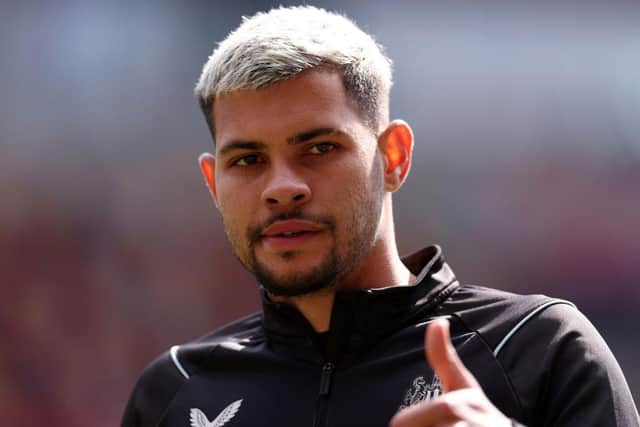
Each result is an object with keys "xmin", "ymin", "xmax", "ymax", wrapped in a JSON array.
[{"xmin": 390, "ymin": 318, "xmax": 514, "ymax": 427}]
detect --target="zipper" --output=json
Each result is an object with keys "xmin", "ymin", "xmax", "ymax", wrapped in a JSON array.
[
  {"xmin": 313, "ymin": 362, "xmax": 335, "ymax": 427},
  {"xmin": 319, "ymin": 362, "xmax": 335, "ymax": 395}
]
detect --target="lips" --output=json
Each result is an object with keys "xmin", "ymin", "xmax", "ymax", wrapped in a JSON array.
[
  {"xmin": 260, "ymin": 220, "xmax": 324, "ymax": 250},
  {"xmin": 261, "ymin": 220, "xmax": 323, "ymax": 237}
]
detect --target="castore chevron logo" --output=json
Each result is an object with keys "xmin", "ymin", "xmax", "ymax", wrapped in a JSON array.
[{"xmin": 189, "ymin": 399, "xmax": 243, "ymax": 427}]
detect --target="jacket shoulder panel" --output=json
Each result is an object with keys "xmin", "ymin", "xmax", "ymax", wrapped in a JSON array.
[
  {"xmin": 121, "ymin": 350, "xmax": 188, "ymax": 427},
  {"xmin": 440, "ymin": 284, "xmax": 564, "ymax": 353},
  {"xmin": 174, "ymin": 312, "xmax": 264, "ymax": 378},
  {"xmin": 500, "ymin": 302, "xmax": 640, "ymax": 426},
  {"xmin": 121, "ymin": 312, "xmax": 263, "ymax": 427}
]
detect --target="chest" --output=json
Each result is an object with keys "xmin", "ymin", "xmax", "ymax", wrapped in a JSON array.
[{"xmin": 158, "ymin": 328, "xmax": 519, "ymax": 427}]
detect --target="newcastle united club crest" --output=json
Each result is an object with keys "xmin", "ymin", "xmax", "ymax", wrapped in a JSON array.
[{"xmin": 399, "ymin": 375, "xmax": 442, "ymax": 409}]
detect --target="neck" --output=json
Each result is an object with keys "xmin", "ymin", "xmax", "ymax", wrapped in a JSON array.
[{"xmin": 268, "ymin": 201, "xmax": 414, "ymax": 332}]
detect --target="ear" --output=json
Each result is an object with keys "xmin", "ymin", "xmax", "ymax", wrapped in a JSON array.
[
  {"xmin": 378, "ymin": 120, "xmax": 414, "ymax": 192},
  {"xmin": 198, "ymin": 152, "xmax": 219, "ymax": 207}
]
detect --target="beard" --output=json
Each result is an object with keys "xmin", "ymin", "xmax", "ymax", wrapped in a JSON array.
[
  {"xmin": 223, "ymin": 155, "xmax": 385, "ymax": 297},
  {"xmin": 251, "ymin": 223, "xmax": 341, "ymax": 297}
]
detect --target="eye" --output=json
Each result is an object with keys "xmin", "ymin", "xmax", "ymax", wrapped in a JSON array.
[
  {"xmin": 309, "ymin": 143, "xmax": 336, "ymax": 155},
  {"xmin": 232, "ymin": 154, "xmax": 264, "ymax": 167}
]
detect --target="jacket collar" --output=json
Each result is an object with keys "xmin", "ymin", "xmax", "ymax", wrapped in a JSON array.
[{"xmin": 260, "ymin": 245, "xmax": 459, "ymax": 348}]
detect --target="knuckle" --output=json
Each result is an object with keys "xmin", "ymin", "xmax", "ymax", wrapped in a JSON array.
[{"xmin": 434, "ymin": 395, "xmax": 458, "ymax": 417}]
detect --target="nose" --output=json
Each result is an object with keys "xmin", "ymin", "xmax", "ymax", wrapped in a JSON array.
[{"xmin": 261, "ymin": 163, "xmax": 311, "ymax": 208}]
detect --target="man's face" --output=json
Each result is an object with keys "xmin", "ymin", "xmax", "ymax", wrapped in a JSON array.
[{"xmin": 210, "ymin": 69, "xmax": 385, "ymax": 297}]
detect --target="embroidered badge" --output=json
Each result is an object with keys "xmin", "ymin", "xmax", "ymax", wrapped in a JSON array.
[
  {"xmin": 190, "ymin": 399, "xmax": 243, "ymax": 427},
  {"xmin": 399, "ymin": 375, "xmax": 441, "ymax": 409}
]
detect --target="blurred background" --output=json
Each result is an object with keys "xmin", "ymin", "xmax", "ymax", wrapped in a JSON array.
[{"xmin": 1, "ymin": 0, "xmax": 639, "ymax": 425}]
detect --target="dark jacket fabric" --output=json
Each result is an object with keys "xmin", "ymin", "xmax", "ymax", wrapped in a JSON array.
[{"xmin": 122, "ymin": 246, "xmax": 639, "ymax": 427}]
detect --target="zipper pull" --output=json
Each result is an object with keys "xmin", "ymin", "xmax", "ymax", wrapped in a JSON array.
[{"xmin": 319, "ymin": 362, "xmax": 335, "ymax": 396}]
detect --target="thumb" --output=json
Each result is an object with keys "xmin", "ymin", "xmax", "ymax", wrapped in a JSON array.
[{"xmin": 426, "ymin": 318, "xmax": 480, "ymax": 392}]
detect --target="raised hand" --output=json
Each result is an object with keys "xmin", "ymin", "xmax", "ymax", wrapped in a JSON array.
[{"xmin": 389, "ymin": 318, "xmax": 514, "ymax": 427}]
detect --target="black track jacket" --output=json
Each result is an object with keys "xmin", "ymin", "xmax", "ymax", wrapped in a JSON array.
[{"xmin": 122, "ymin": 246, "xmax": 639, "ymax": 427}]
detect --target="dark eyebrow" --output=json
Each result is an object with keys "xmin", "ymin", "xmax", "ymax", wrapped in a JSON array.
[
  {"xmin": 218, "ymin": 141, "xmax": 267, "ymax": 157},
  {"xmin": 286, "ymin": 128, "xmax": 345, "ymax": 145},
  {"xmin": 218, "ymin": 128, "xmax": 346, "ymax": 156}
]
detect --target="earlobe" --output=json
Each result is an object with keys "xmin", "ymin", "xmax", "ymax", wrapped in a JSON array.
[
  {"xmin": 379, "ymin": 120, "xmax": 414, "ymax": 192},
  {"xmin": 198, "ymin": 153, "xmax": 219, "ymax": 206}
]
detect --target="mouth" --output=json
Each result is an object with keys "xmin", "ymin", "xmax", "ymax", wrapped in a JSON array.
[
  {"xmin": 260, "ymin": 220, "xmax": 325, "ymax": 250},
  {"xmin": 274, "ymin": 231, "xmax": 307, "ymax": 237}
]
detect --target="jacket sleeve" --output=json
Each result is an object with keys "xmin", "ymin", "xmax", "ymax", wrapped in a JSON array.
[
  {"xmin": 498, "ymin": 303, "xmax": 639, "ymax": 427},
  {"xmin": 121, "ymin": 351, "xmax": 188, "ymax": 427}
]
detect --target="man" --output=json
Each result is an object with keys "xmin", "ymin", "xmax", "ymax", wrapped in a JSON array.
[{"xmin": 122, "ymin": 6, "xmax": 639, "ymax": 427}]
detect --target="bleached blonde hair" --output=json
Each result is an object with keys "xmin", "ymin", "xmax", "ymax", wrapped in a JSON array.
[{"xmin": 194, "ymin": 6, "xmax": 393, "ymax": 141}]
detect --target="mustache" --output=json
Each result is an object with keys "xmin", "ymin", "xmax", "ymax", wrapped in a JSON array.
[{"xmin": 247, "ymin": 208, "xmax": 336, "ymax": 244}]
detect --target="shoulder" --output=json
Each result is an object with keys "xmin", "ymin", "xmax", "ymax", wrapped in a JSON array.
[
  {"xmin": 121, "ymin": 312, "xmax": 263, "ymax": 427},
  {"xmin": 176, "ymin": 312, "xmax": 264, "ymax": 376},
  {"xmin": 440, "ymin": 284, "xmax": 575, "ymax": 354},
  {"xmin": 121, "ymin": 349, "xmax": 187, "ymax": 427},
  {"xmin": 501, "ymin": 301, "xmax": 639, "ymax": 425},
  {"xmin": 442, "ymin": 285, "xmax": 639, "ymax": 425}
]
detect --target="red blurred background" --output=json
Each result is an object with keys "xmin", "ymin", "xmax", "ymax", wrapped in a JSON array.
[{"xmin": 1, "ymin": 1, "xmax": 638, "ymax": 425}]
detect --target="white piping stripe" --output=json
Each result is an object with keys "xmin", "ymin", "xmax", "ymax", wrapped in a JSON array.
[
  {"xmin": 493, "ymin": 300, "xmax": 575, "ymax": 357},
  {"xmin": 170, "ymin": 345, "xmax": 190, "ymax": 379}
]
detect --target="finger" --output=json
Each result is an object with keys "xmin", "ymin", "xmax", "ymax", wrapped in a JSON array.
[
  {"xmin": 426, "ymin": 318, "xmax": 480, "ymax": 392},
  {"xmin": 389, "ymin": 398, "xmax": 459, "ymax": 427},
  {"xmin": 390, "ymin": 388, "xmax": 508, "ymax": 427}
]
